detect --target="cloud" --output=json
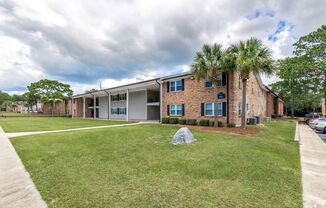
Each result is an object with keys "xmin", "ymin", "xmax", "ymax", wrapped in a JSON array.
[{"xmin": 0, "ymin": 0, "xmax": 325, "ymax": 94}]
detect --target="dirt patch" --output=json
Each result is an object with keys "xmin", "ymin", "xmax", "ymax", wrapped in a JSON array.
[{"xmin": 162, "ymin": 124, "xmax": 259, "ymax": 136}]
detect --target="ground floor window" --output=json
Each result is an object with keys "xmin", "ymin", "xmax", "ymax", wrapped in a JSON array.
[
  {"xmin": 169, "ymin": 104, "xmax": 183, "ymax": 116},
  {"xmin": 111, "ymin": 107, "xmax": 126, "ymax": 115},
  {"xmin": 203, "ymin": 102, "xmax": 226, "ymax": 116}
]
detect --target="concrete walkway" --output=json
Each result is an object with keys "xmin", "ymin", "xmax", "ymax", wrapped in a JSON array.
[
  {"xmin": 299, "ymin": 124, "xmax": 326, "ymax": 208},
  {"xmin": 0, "ymin": 127, "xmax": 47, "ymax": 208},
  {"xmin": 6, "ymin": 122, "xmax": 143, "ymax": 138}
]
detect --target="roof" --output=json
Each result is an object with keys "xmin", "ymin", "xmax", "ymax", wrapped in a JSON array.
[{"xmin": 72, "ymin": 71, "xmax": 283, "ymax": 102}]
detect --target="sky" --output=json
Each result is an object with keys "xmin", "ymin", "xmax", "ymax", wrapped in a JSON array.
[{"xmin": 0, "ymin": 0, "xmax": 325, "ymax": 95}]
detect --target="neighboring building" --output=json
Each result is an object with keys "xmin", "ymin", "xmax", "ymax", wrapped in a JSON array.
[
  {"xmin": 42, "ymin": 98, "xmax": 72, "ymax": 115},
  {"xmin": 71, "ymin": 71, "xmax": 284, "ymax": 126},
  {"xmin": 321, "ymin": 98, "xmax": 325, "ymax": 116}
]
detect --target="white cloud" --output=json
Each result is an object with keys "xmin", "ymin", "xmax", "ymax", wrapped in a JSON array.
[{"xmin": 0, "ymin": 0, "xmax": 325, "ymax": 94}]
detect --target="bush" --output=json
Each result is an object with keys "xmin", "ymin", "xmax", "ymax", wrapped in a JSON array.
[
  {"xmin": 227, "ymin": 123, "xmax": 236, "ymax": 128},
  {"xmin": 211, "ymin": 121, "xmax": 223, "ymax": 127},
  {"xmin": 199, "ymin": 119, "xmax": 210, "ymax": 126},
  {"xmin": 178, "ymin": 119, "xmax": 187, "ymax": 125},
  {"xmin": 169, "ymin": 117, "xmax": 179, "ymax": 124},
  {"xmin": 162, "ymin": 117, "xmax": 169, "ymax": 124},
  {"xmin": 186, "ymin": 119, "xmax": 197, "ymax": 125}
]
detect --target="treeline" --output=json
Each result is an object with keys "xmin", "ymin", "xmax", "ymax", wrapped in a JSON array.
[
  {"xmin": 272, "ymin": 25, "xmax": 325, "ymax": 116},
  {"xmin": 0, "ymin": 79, "xmax": 73, "ymax": 115}
]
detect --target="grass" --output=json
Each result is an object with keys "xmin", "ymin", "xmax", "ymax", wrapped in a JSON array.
[
  {"xmin": 0, "ymin": 117, "xmax": 129, "ymax": 132},
  {"xmin": 11, "ymin": 120, "xmax": 302, "ymax": 207}
]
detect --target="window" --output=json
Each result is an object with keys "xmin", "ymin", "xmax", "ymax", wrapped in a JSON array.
[
  {"xmin": 111, "ymin": 94, "xmax": 119, "ymax": 101},
  {"xmin": 119, "ymin": 107, "xmax": 126, "ymax": 115},
  {"xmin": 216, "ymin": 74, "xmax": 223, "ymax": 86},
  {"xmin": 119, "ymin": 94, "xmax": 126, "ymax": 101},
  {"xmin": 238, "ymin": 102, "xmax": 242, "ymax": 116},
  {"xmin": 204, "ymin": 102, "xmax": 223, "ymax": 116},
  {"xmin": 205, "ymin": 78, "xmax": 213, "ymax": 88},
  {"xmin": 73, "ymin": 98, "xmax": 76, "ymax": 104},
  {"xmin": 111, "ymin": 108, "xmax": 119, "ymax": 114},
  {"xmin": 170, "ymin": 80, "xmax": 183, "ymax": 92},
  {"xmin": 205, "ymin": 103, "xmax": 214, "ymax": 116},
  {"xmin": 246, "ymin": 103, "xmax": 249, "ymax": 111},
  {"xmin": 170, "ymin": 104, "xmax": 183, "ymax": 116}
]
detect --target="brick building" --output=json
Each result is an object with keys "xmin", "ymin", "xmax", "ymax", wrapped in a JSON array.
[
  {"xmin": 42, "ymin": 99, "xmax": 72, "ymax": 115},
  {"xmin": 72, "ymin": 71, "xmax": 284, "ymax": 126}
]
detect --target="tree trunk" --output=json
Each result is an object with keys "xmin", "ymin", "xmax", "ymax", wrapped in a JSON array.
[
  {"xmin": 241, "ymin": 79, "xmax": 247, "ymax": 128},
  {"xmin": 291, "ymin": 95, "xmax": 294, "ymax": 118},
  {"xmin": 51, "ymin": 102, "xmax": 54, "ymax": 116},
  {"xmin": 214, "ymin": 86, "xmax": 219, "ymax": 127}
]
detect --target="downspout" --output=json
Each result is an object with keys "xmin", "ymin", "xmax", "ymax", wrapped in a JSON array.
[
  {"xmin": 226, "ymin": 73, "xmax": 229, "ymax": 124},
  {"xmin": 155, "ymin": 79, "xmax": 162, "ymax": 123}
]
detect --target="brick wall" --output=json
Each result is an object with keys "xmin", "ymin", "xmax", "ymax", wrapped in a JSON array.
[
  {"xmin": 42, "ymin": 100, "xmax": 70, "ymax": 115},
  {"xmin": 73, "ymin": 97, "xmax": 93, "ymax": 118},
  {"xmin": 162, "ymin": 71, "xmax": 269, "ymax": 126}
]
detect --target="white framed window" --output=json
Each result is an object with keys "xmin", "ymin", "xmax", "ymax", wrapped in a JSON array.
[
  {"xmin": 111, "ymin": 95, "xmax": 119, "ymax": 101},
  {"xmin": 170, "ymin": 80, "xmax": 183, "ymax": 92},
  {"xmin": 119, "ymin": 94, "xmax": 126, "ymax": 101},
  {"xmin": 205, "ymin": 103, "xmax": 214, "ymax": 116},
  {"xmin": 119, "ymin": 107, "xmax": 126, "ymax": 115},
  {"xmin": 205, "ymin": 78, "xmax": 213, "ymax": 88},
  {"xmin": 170, "ymin": 104, "xmax": 183, "ymax": 116},
  {"xmin": 204, "ymin": 102, "xmax": 223, "ymax": 116},
  {"xmin": 111, "ymin": 108, "xmax": 119, "ymax": 114},
  {"xmin": 216, "ymin": 74, "xmax": 223, "ymax": 86}
]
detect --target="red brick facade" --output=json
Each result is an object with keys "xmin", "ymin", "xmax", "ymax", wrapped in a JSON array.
[{"xmin": 162, "ymin": 71, "xmax": 281, "ymax": 126}]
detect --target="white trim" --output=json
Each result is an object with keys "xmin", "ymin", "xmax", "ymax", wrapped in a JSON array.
[
  {"xmin": 204, "ymin": 102, "xmax": 223, "ymax": 116},
  {"xmin": 169, "ymin": 104, "xmax": 183, "ymax": 116},
  {"xmin": 169, "ymin": 80, "xmax": 183, "ymax": 92}
]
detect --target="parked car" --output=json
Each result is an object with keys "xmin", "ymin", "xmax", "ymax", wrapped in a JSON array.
[
  {"xmin": 309, "ymin": 117, "xmax": 326, "ymax": 129},
  {"xmin": 315, "ymin": 121, "xmax": 326, "ymax": 134},
  {"xmin": 304, "ymin": 113, "xmax": 320, "ymax": 122}
]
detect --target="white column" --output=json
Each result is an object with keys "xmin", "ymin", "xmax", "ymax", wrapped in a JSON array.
[
  {"xmin": 93, "ymin": 95, "xmax": 96, "ymax": 119},
  {"xmin": 108, "ymin": 92, "xmax": 111, "ymax": 120},
  {"xmin": 126, "ymin": 89, "xmax": 129, "ymax": 121},
  {"xmin": 82, "ymin": 97, "xmax": 86, "ymax": 119}
]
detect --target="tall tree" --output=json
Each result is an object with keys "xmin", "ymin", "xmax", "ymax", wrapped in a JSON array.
[
  {"xmin": 294, "ymin": 25, "xmax": 326, "ymax": 113},
  {"xmin": 27, "ymin": 79, "xmax": 73, "ymax": 115},
  {"xmin": 228, "ymin": 38, "xmax": 274, "ymax": 128},
  {"xmin": 191, "ymin": 43, "xmax": 228, "ymax": 127}
]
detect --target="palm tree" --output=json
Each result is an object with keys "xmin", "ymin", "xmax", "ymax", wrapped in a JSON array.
[
  {"xmin": 227, "ymin": 37, "xmax": 273, "ymax": 128},
  {"xmin": 191, "ymin": 43, "xmax": 228, "ymax": 127}
]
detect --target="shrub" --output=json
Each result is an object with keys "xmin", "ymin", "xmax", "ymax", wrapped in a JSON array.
[
  {"xmin": 227, "ymin": 123, "xmax": 236, "ymax": 128},
  {"xmin": 199, "ymin": 119, "xmax": 210, "ymax": 126},
  {"xmin": 186, "ymin": 119, "xmax": 197, "ymax": 125},
  {"xmin": 211, "ymin": 121, "xmax": 223, "ymax": 127},
  {"xmin": 162, "ymin": 117, "xmax": 169, "ymax": 124},
  {"xmin": 178, "ymin": 119, "xmax": 187, "ymax": 125},
  {"xmin": 169, "ymin": 117, "xmax": 179, "ymax": 124}
]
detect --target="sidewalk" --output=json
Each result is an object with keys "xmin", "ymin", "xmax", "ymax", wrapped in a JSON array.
[
  {"xmin": 6, "ymin": 122, "xmax": 143, "ymax": 138},
  {"xmin": 299, "ymin": 124, "xmax": 326, "ymax": 208},
  {"xmin": 0, "ymin": 127, "xmax": 47, "ymax": 208}
]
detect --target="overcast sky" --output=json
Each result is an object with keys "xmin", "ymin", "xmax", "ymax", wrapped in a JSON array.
[{"xmin": 0, "ymin": 0, "xmax": 325, "ymax": 94}]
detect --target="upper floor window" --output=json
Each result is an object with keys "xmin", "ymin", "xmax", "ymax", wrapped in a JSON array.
[
  {"xmin": 170, "ymin": 80, "xmax": 183, "ymax": 92},
  {"xmin": 72, "ymin": 98, "xmax": 75, "ymax": 104},
  {"xmin": 111, "ymin": 94, "xmax": 119, "ymax": 101},
  {"xmin": 216, "ymin": 74, "xmax": 223, "ymax": 86},
  {"xmin": 238, "ymin": 102, "xmax": 242, "ymax": 116},
  {"xmin": 205, "ymin": 78, "xmax": 213, "ymax": 88},
  {"xmin": 119, "ymin": 93, "xmax": 126, "ymax": 101}
]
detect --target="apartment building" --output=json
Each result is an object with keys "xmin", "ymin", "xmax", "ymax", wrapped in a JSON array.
[{"xmin": 71, "ymin": 71, "xmax": 284, "ymax": 126}]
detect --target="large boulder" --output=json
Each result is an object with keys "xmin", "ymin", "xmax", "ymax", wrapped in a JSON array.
[{"xmin": 172, "ymin": 127, "xmax": 196, "ymax": 145}]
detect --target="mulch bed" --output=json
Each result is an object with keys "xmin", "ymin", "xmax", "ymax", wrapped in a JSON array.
[{"xmin": 162, "ymin": 124, "xmax": 259, "ymax": 136}]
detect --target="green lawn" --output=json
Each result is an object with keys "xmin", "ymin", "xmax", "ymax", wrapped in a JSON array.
[
  {"xmin": 0, "ymin": 117, "xmax": 129, "ymax": 132},
  {"xmin": 11, "ymin": 120, "xmax": 302, "ymax": 207}
]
